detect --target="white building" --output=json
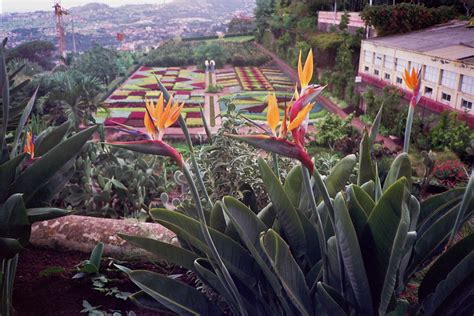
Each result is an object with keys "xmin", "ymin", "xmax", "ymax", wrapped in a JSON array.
[{"xmin": 358, "ymin": 20, "xmax": 474, "ymax": 126}]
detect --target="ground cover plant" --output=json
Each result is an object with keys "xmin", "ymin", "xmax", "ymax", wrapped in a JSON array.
[
  {"xmin": 98, "ymin": 66, "xmax": 206, "ymax": 129},
  {"xmin": 105, "ymin": 51, "xmax": 474, "ymax": 315}
]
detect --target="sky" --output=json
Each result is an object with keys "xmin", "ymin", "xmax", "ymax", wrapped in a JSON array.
[{"xmin": 1, "ymin": 0, "xmax": 173, "ymax": 13}]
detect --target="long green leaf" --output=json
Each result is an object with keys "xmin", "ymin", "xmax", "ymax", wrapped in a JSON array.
[
  {"xmin": 118, "ymin": 234, "xmax": 198, "ymax": 272},
  {"xmin": 383, "ymin": 153, "xmax": 412, "ymax": 192},
  {"xmin": 334, "ymin": 193, "xmax": 373, "ymax": 315},
  {"xmin": 0, "ymin": 39, "xmax": 10, "ymax": 158},
  {"xmin": 10, "ymin": 125, "xmax": 97, "ymax": 203},
  {"xmin": 193, "ymin": 258, "xmax": 244, "ymax": 315},
  {"xmin": 346, "ymin": 184, "xmax": 373, "ymax": 237},
  {"xmin": 26, "ymin": 207, "xmax": 70, "ymax": 223},
  {"xmin": 34, "ymin": 121, "xmax": 71, "ymax": 156},
  {"xmin": 10, "ymin": 87, "xmax": 39, "ymax": 158},
  {"xmin": 129, "ymin": 291, "xmax": 173, "ymax": 314},
  {"xmin": 378, "ymin": 190, "xmax": 410, "ymax": 315},
  {"xmin": 284, "ymin": 164, "xmax": 304, "ymax": 208},
  {"xmin": 258, "ymin": 158, "xmax": 306, "ymax": 258},
  {"xmin": 222, "ymin": 197, "xmax": 293, "ymax": 313},
  {"xmin": 316, "ymin": 282, "xmax": 346, "ymax": 316},
  {"xmin": 410, "ymin": 199, "xmax": 474, "ymax": 276},
  {"xmin": 0, "ymin": 194, "xmax": 30, "ymax": 246},
  {"xmin": 209, "ymin": 201, "xmax": 226, "ymax": 233},
  {"xmin": 421, "ymin": 251, "xmax": 474, "ymax": 316},
  {"xmin": 449, "ymin": 175, "xmax": 474, "ymax": 244},
  {"xmin": 89, "ymin": 242, "xmax": 104, "ymax": 269},
  {"xmin": 128, "ymin": 270, "xmax": 218, "ymax": 315},
  {"xmin": 418, "ymin": 188, "xmax": 464, "ymax": 225},
  {"xmin": 149, "ymin": 208, "xmax": 256, "ymax": 286},
  {"xmin": 369, "ymin": 104, "xmax": 383, "ymax": 144},
  {"xmin": 0, "ymin": 237, "xmax": 24, "ymax": 258},
  {"xmin": 260, "ymin": 229, "xmax": 313, "ymax": 316},
  {"xmin": 361, "ymin": 177, "xmax": 407, "ymax": 310},
  {"xmin": 0, "ymin": 153, "xmax": 26, "ymax": 202},
  {"xmin": 325, "ymin": 154, "xmax": 356, "ymax": 198},
  {"xmin": 357, "ymin": 131, "xmax": 375, "ymax": 186},
  {"xmin": 419, "ymin": 233, "xmax": 474, "ymax": 301}
]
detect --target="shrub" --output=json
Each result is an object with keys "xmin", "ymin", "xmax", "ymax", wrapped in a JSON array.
[
  {"xmin": 313, "ymin": 113, "xmax": 354, "ymax": 150},
  {"xmin": 429, "ymin": 111, "xmax": 474, "ymax": 159},
  {"xmin": 361, "ymin": 4, "xmax": 458, "ymax": 36},
  {"xmin": 56, "ymin": 143, "xmax": 172, "ymax": 219},
  {"xmin": 431, "ymin": 159, "xmax": 469, "ymax": 188}
]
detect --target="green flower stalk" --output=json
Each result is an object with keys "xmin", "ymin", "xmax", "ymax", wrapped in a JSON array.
[{"xmin": 402, "ymin": 67, "xmax": 421, "ymax": 153}]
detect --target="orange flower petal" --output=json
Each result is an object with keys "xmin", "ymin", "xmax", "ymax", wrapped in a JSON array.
[
  {"xmin": 288, "ymin": 103, "xmax": 313, "ymax": 131},
  {"xmin": 298, "ymin": 50, "xmax": 303, "ymax": 89},
  {"xmin": 266, "ymin": 93, "xmax": 280, "ymax": 135},
  {"xmin": 144, "ymin": 111, "xmax": 156, "ymax": 139},
  {"xmin": 302, "ymin": 49, "xmax": 313, "ymax": 88}
]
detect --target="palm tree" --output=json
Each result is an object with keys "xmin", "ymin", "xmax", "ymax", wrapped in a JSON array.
[{"xmin": 39, "ymin": 69, "xmax": 104, "ymax": 130}]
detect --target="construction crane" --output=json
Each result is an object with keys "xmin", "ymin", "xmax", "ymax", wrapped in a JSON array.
[{"xmin": 53, "ymin": 1, "xmax": 69, "ymax": 59}]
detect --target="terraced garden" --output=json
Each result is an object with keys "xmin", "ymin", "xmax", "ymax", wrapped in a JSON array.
[
  {"xmin": 217, "ymin": 65, "xmax": 327, "ymax": 122},
  {"xmin": 97, "ymin": 66, "xmax": 206, "ymax": 128}
]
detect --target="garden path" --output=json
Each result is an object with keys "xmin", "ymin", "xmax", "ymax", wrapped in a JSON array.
[{"xmin": 253, "ymin": 42, "xmax": 400, "ymax": 151}]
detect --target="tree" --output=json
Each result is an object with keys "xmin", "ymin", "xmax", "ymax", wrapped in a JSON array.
[
  {"xmin": 461, "ymin": 0, "xmax": 474, "ymax": 16},
  {"xmin": 6, "ymin": 40, "xmax": 55, "ymax": 70},
  {"xmin": 38, "ymin": 69, "xmax": 104, "ymax": 130},
  {"xmin": 73, "ymin": 44, "xmax": 120, "ymax": 85},
  {"xmin": 228, "ymin": 17, "xmax": 256, "ymax": 34},
  {"xmin": 193, "ymin": 43, "xmax": 227, "ymax": 68},
  {"xmin": 255, "ymin": 0, "xmax": 277, "ymax": 41}
]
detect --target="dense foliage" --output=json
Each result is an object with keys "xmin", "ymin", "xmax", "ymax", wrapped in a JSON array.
[
  {"xmin": 313, "ymin": 113, "xmax": 355, "ymax": 149},
  {"xmin": 5, "ymin": 40, "xmax": 55, "ymax": 70},
  {"xmin": 56, "ymin": 143, "xmax": 172, "ymax": 219},
  {"xmin": 35, "ymin": 69, "xmax": 104, "ymax": 130},
  {"xmin": 72, "ymin": 44, "xmax": 137, "ymax": 86},
  {"xmin": 361, "ymin": 3, "xmax": 458, "ymax": 36},
  {"xmin": 145, "ymin": 41, "xmax": 270, "ymax": 68},
  {"xmin": 428, "ymin": 111, "xmax": 474, "ymax": 159}
]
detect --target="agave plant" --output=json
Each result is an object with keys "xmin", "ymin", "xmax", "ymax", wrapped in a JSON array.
[
  {"xmin": 113, "ymin": 50, "xmax": 473, "ymax": 315},
  {"xmin": 0, "ymin": 38, "xmax": 98, "ymax": 315}
]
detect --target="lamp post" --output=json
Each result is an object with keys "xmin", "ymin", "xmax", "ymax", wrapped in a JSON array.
[{"xmin": 210, "ymin": 60, "xmax": 215, "ymax": 73}]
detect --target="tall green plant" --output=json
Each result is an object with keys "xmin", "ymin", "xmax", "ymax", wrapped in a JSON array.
[{"xmin": 0, "ymin": 38, "xmax": 97, "ymax": 315}]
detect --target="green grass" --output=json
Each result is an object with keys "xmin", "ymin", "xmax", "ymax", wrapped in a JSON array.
[{"xmin": 203, "ymin": 35, "xmax": 255, "ymax": 43}]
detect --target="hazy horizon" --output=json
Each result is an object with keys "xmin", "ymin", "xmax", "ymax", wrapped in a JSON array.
[{"xmin": 1, "ymin": 0, "xmax": 174, "ymax": 14}]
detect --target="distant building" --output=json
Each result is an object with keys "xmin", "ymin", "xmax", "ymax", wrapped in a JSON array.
[
  {"xmin": 317, "ymin": 11, "xmax": 375, "ymax": 36},
  {"xmin": 359, "ymin": 20, "xmax": 474, "ymax": 126}
]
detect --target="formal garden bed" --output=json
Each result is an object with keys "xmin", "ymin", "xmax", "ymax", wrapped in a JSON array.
[{"xmin": 97, "ymin": 66, "xmax": 206, "ymax": 130}]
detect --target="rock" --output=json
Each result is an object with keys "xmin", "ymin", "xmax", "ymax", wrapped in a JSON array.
[{"xmin": 30, "ymin": 215, "xmax": 177, "ymax": 260}]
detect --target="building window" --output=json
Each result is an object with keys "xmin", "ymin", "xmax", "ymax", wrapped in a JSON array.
[
  {"xmin": 410, "ymin": 61, "xmax": 421, "ymax": 72},
  {"xmin": 424, "ymin": 86, "xmax": 433, "ymax": 97},
  {"xmin": 364, "ymin": 66, "xmax": 369, "ymax": 72},
  {"xmin": 424, "ymin": 66, "xmax": 438, "ymax": 83},
  {"xmin": 396, "ymin": 77, "xmax": 402, "ymax": 84},
  {"xmin": 461, "ymin": 75, "xmax": 474, "ymax": 95},
  {"xmin": 384, "ymin": 56, "xmax": 394, "ymax": 70},
  {"xmin": 384, "ymin": 73, "xmax": 391, "ymax": 80},
  {"xmin": 396, "ymin": 58, "xmax": 407, "ymax": 73},
  {"xmin": 441, "ymin": 70, "xmax": 456, "ymax": 89},
  {"xmin": 441, "ymin": 92, "xmax": 451, "ymax": 103},
  {"xmin": 461, "ymin": 99, "xmax": 473, "ymax": 109},
  {"xmin": 364, "ymin": 50, "xmax": 372, "ymax": 63},
  {"xmin": 374, "ymin": 69, "xmax": 379, "ymax": 76},
  {"xmin": 374, "ymin": 54, "xmax": 383, "ymax": 66}
]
